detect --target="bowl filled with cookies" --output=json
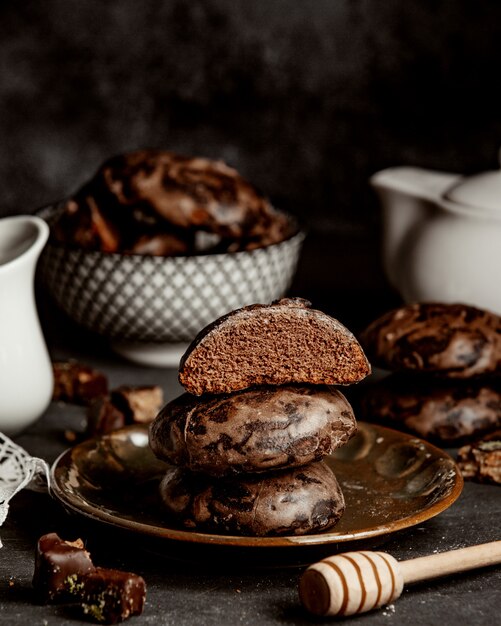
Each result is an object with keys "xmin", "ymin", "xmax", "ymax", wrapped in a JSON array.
[{"xmin": 37, "ymin": 149, "xmax": 304, "ymax": 365}]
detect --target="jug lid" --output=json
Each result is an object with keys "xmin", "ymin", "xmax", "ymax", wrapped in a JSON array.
[{"xmin": 444, "ymin": 170, "xmax": 501, "ymax": 213}]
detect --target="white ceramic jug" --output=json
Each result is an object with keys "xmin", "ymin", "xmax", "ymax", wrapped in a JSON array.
[
  {"xmin": 0, "ymin": 215, "xmax": 53, "ymax": 435},
  {"xmin": 370, "ymin": 158, "xmax": 501, "ymax": 315}
]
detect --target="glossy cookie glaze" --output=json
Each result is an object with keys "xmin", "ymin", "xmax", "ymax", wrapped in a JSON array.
[
  {"xmin": 158, "ymin": 461, "xmax": 345, "ymax": 537},
  {"xmin": 150, "ymin": 384, "xmax": 356, "ymax": 476},
  {"xmin": 53, "ymin": 149, "xmax": 292, "ymax": 253},
  {"xmin": 50, "ymin": 423, "xmax": 463, "ymax": 548},
  {"xmin": 358, "ymin": 374, "xmax": 501, "ymax": 443},
  {"xmin": 360, "ymin": 302, "xmax": 501, "ymax": 378}
]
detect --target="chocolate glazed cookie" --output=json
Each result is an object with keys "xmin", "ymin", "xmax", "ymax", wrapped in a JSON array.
[
  {"xmin": 360, "ymin": 302, "xmax": 501, "ymax": 378},
  {"xmin": 97, "ymin": 150, "xmax": 290, "ymax": 244},
  {"xmin": 54, "ymin": 149, "xmax": 292, "ymax": 253},
  {"xmin": 358, "ymin": 373, "xmax": 501, "ymax": 443},
  {"xmin": 149, "ymin": 384, "xmax": 356, "ymax": 476},
  {"xmin": 159, "ymin": 461, "xmax": 345, "ymax": 536}
]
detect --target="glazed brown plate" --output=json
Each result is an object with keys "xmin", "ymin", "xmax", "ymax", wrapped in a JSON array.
[{"xmin": 50, "ymin": 422, "xmax": 463, "ymax": 548}]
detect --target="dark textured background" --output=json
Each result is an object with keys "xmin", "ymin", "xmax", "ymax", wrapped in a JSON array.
[{"xmin": 1, "ymin": 0, "xmax": 501, "ymax": 320}]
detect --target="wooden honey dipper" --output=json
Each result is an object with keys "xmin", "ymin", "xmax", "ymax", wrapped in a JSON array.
[{"xmin": 299, "ymin": 540, "xmax": 501, "ymax": 617}]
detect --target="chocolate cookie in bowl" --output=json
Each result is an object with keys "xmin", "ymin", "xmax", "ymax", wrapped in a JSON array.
[
  {"xmin": 51, "ymin": 149, "xmax": 293, "ymax": 254},
  {"xmin": 149, "ymin": 298, "xmax": 371, "ymax": 537},
  {"xmin": 37, "ymin": 149, "xmax": 304, "ymax": 367},
  {"xmin": 357, "ymin": 302, "xmax": 501, "ymax": 448}
]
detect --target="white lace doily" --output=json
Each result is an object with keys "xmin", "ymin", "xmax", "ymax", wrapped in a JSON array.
[{"xmin": 0, "ymin": 431, "xmax": 50, "ymax": 548}]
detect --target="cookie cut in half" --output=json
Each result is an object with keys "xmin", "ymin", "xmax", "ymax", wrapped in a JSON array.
[{"xmin": 178, "ymin": 298, "xmax": 371, "ymax": 395}]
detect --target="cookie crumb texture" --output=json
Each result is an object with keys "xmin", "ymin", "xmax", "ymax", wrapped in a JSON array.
[{"xmin": 179, "ymin": 298, "xmax": 370, "ymax": 395}]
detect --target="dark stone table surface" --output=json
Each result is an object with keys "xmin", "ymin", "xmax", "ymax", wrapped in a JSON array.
[{"xmin": 1, "ymin": 294, "xmax": 500, "ymax": 626}]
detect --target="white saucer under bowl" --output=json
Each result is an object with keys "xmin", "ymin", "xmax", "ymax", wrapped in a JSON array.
[{"xmin": 110, "ymin": 341, "xmax": 189, "ymax": 368}]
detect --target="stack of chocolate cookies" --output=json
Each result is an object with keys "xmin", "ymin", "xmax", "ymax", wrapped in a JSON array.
[
  {"xmin": 149, "ymin": 298, "xmax": 370, "ymax": 536},
  {"xmin": 358, "ymin": 302, "xmax": 501, "ymax": 446}
]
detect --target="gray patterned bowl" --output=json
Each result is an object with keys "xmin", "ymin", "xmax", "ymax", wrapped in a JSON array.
[{"xmin": 37, "ymin": 204, "xmax": 304, "ymax": 364}]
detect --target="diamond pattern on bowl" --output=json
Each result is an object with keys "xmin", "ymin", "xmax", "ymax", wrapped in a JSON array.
[{"xmin": 38, "ymin": 205, "xmax": 304, "ymax": 343}]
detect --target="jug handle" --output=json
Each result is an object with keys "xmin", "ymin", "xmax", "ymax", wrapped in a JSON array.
[
  {"xmin": 369, "ymin": 167, "xmax": 461, "ymax": 291},
  {"xmin": 370, "ymin": 166, "xmax": 461, "ymax": 202}
]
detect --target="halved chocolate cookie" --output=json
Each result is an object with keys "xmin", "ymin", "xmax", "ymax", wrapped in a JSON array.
[
  {"xmin": 179, "ymin": 298, "xmax": 371, "ymax": 395},
  {"xmin": 150, "ymin": 384, "xmax": 356, "ymax": 476},
  {"xmin": 159, "ymin": 461, "xmax": 344, "ymax": 536}
]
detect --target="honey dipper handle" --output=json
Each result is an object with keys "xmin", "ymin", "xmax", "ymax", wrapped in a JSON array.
[{"xmin": 400, "ymin": 540, "xmax": 501, "ymax": 585}]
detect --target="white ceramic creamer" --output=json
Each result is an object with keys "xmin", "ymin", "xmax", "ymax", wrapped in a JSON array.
[
  {"xmin": 370, "ymin": 156, "xmax": 501, "ymax": 315},
  {"xmin": 0, "ymin": 215, "xmax": 53, "ymax": 435}
]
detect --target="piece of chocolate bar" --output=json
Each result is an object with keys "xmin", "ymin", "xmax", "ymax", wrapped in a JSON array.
[
  {"xmin": 457, "ymin": 429, "xmax": 501, "ymax": 485},
  {"xmin": 86, "ymin": 396, "xmax": 126, "ymax": 437},
  {"xmin": 53, "ymin": 361, "xmax": 108, "ymax": 405},
  {"xmin": 33, "ymin": 534, "xmax": 146, "ymax": 623},
  {"xmin": 77, "ymin": 567, "xmax": 146, "ymax": 624},
  {"xmin": 111, "ymin": 385, "xmax": 163, "ymax": 424},
  {"xmin": 33, "ymin": 533, "xmax": 95, "ymax": 603}
]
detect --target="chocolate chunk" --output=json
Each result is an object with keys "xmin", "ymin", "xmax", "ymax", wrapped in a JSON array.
[
  {"xmin": 53, "ymin": 361, "xmax": 108, "ymax": 405},
  {"xmin": 33, "ymin": 534, "xmax": 146, "ymax": 623},
  {"xmin": 178, "ymin": 298, "xmax": 371, "ymax": 395},
  {"xmin": 457, "ymin": 429, "xmax": 501, "ymax": 484},
  {"xmin": 33, "ymin": 533, "xmax": 95, "ymax": 603},
  {"xmin": 111, "ymin": 385, "xmax": 163, "ymax": 424},
  {"xmin": 75, "ymin": 567, "xmax": 146, "ymax": 624},
  {"xmin": 150, "ymin": 385, "xmax": 356, "ymax": 476},
  {"xmin": 360, "ymin": 302, "xmax": 501, "ymax": 378},
  {"xmin": 86, "ymin": 396, "xmax": 126, "ymax": 437}
]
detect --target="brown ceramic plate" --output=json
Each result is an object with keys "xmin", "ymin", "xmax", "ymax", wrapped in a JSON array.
[{"xmin": 49, "ymin": 422, "xmax": 463, "ymax": 548}]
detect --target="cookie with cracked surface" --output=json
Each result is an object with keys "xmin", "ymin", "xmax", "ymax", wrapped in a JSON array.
[
  {"xmin": 158, "ymin": 461, "xmax": 345, "ymax": 536},
  {"xmin": 360, "ymin": 302, "xmax": 501, "ymax": 378},
  {"xmin": 149, "ymin": 384, "xmax": 356, "ymax": 476},
  {"xmin": 178, "ymin": 298, "xmax": 371, "ymax": 396}
]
